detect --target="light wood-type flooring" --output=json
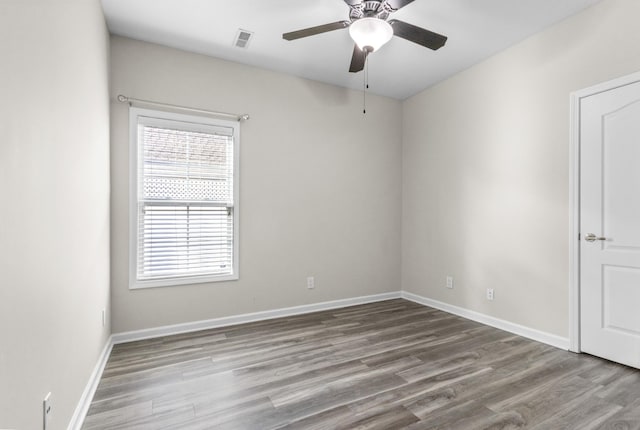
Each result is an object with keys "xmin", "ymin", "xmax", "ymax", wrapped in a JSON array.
[{"xmin": 82, "ymin": 299, "xmax": 640, "ymax": 429}]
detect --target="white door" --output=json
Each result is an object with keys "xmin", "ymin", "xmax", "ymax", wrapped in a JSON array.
[{"xmin": 580, "ymin": 80, "xmax": 640, "ymax": 368}]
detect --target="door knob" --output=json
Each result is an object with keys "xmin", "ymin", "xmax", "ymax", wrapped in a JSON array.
[{"xmin": 585, "ymin": 233, "xmax": 607, "ymax": 242}]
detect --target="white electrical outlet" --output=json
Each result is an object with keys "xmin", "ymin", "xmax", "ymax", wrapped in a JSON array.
[
  {"xmin": 306, "ymin": 276, "xmax": 315, "ymax": 289},
  {"xmin": 43, "ymin": 392, "xmax": 52, "ymax": 430},
  {"xmin": 486, "ymin": 288, "xmax": 495, "ymax": 301},
  {"xmin": 101, "ymin": 308, "xmax": 106, "ymax": 327},
  {"xmin": 446, "ymin": 276, "xmax": 454, "ymax": 289}
]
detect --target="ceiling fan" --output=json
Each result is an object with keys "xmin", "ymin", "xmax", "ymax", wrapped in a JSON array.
[{"xmin": 282, "ymin": 0, "xmax": 448, "ymax": 73}]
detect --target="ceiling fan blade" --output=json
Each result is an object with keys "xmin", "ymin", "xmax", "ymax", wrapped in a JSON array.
[
  {"xmin": 283, "ymin": 21, "xmax": 350, "ymax": 41},
  {"xmin": 349, "ymin": 44, "xmax": 366, "ymax": 73},
  {"xmin": 388, "ymin": 19, "xmax": 447, "ymax": 50},
  {"xmin": 386, "ymin": 0, "xmax": 416, "ymax": 10}
]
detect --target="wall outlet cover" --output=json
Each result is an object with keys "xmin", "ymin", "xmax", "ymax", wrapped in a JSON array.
[{"xmin": 486, "ymin": 288, "xmax": 495, "ymax": 301}]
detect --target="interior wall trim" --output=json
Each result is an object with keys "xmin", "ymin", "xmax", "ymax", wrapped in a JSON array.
[
  {"xmin": 111, "ymin": 292, "xmax": 402, "ymax": 344},
  {"xmin": 67, "ymin": 335, "xmax": 114, "ymax": 430},
  {"xmin": 401, "ymin": 291, "xmax": 570, "ymax": 350}
]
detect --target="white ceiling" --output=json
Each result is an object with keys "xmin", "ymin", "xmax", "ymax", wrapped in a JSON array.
[{"xmin": 101, "ymin": 0, "xmax": 602, "ymax": 100}]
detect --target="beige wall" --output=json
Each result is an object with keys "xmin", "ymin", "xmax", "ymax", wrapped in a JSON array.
[
  {"xmin": 0, "ymin": 1, "xmax": 110, "ymax": 429},
  {"xmin": 6, "ymin": 3, "xmax": 633, "ymax": 425},
  {"xmin": 110, "ymin": 37, "xmax": 402, "ymax": 333},
  {"xmin": 402, "ymin": 0, "xmax": 640, "ymax": 337}
]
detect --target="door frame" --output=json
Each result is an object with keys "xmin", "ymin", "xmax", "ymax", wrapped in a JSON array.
[{"xmin": 569, "ymin": 70, "xmax": 640, "ymax": 353}]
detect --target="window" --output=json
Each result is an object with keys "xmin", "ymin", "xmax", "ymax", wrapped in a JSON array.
[{"xmin": 129, "ymin": 107, "xmax": 239, "ymax": 289}]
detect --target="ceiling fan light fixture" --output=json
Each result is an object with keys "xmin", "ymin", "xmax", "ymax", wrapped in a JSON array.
[{"xmin": 348, "ymin": 17, "xmax": 393, "ymax": 52}]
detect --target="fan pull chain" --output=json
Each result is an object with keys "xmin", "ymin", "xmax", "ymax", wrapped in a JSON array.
[
  {"xmin": 363, "ymin": 72, "xmax": 366, "ymax": 114},
  {"xmin": 366, "ymin": 57, "xmax": 370, "ymax": 90},
  {"xmin": 363, "ymin": 53, "xmax": 369, "ymax": 114}
]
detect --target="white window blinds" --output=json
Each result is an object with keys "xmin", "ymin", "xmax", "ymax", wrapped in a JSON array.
[{"xmin": 130, "ymin": 109, "xmax": 239, "ymax": 288}]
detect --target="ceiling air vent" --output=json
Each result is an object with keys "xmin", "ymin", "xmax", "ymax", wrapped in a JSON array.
[{"xmin": 234, "ymin": 29, "xmax": 253, "ymax": 49}]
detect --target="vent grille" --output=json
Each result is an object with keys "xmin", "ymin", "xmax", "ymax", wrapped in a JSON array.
[{"xmin": 234, "ymin": 29, "xmax": 253, "ymax": 49}]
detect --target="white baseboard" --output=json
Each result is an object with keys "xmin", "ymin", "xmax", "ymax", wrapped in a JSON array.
[
  {"xmin": 67, "ymin": 335, "xmax": 114, "ymax": 430},
  {"xmin": 401, "ymin": 291, "xmax": 570, "ymax": 350},
  {"xmin": 112, "ymin": 292, "xmax": 402, "ymax": 344},
  {"xmin": 107, "ymin": 292, "xmax": 569, "ymax": 350}
]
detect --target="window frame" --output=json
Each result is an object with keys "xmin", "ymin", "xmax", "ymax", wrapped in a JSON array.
[{"xmin": 128, "ymin": 106, "xmax": 240, "ymax": 289}]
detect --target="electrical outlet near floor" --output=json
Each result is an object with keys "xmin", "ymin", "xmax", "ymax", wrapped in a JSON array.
[
  {"xmin": 43, "ymin": 392, "xmax": 52, "ymax": 430},
  {"xmin": 446, "ymin": 276, "xmax": 454, "ymax": 289},
  {"xmin": 486, "ymin": 288, "xmax": 495, "ymax": 301},
  {"xmin": 306, "ymin": 276, "xmax": 315, "ymax": 289}
]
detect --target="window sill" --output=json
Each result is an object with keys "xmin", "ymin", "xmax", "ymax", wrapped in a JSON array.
[{"xmin": 129, "ymin": 273, "xmax": 239, "ymax": 290}]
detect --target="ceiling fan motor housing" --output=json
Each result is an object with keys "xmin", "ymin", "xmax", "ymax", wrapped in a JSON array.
[{"xmin": 349, "ymin": 1, "xmax": 393, "ymax": 21}]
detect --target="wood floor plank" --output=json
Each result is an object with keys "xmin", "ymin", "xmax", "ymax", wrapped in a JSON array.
[
  {"xmin": 597, "ymin": 398, "xmax": 640, "ymax": 430},
  {"xmin": 82, "ymin": 299, "xmax": 640, "ymax": 429}
]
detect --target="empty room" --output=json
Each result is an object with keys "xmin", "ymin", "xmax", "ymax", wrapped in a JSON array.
[{"xmin": 3, "ymin": 0, "xmax": 640, "ymax": 428}]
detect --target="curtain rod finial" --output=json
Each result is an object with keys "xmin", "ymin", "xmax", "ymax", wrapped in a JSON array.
[
  {"xmin": 117, "ymin": 94, "xmax": 128, "ymax": 103},
  {"xmin": 240, "ymin": 114, "xmax": 250, "ymax": 121}
]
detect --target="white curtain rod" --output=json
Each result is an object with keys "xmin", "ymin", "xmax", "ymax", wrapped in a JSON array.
[{"xmin": 117, "ymin": 95, "xmax": 250, "ymax": 122}]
